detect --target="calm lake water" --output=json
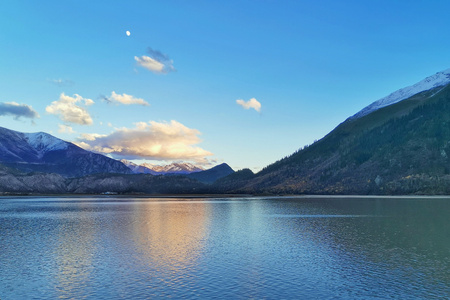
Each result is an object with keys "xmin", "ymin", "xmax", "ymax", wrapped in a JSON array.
[{"xmin": 0, "ymin": 196, "xmax": 449, "ymax": 299}]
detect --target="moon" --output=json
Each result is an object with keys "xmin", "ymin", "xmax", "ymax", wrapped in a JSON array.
[{"xmin": 126, "ymin": 30, "xmax": 131, "ymax": 36}]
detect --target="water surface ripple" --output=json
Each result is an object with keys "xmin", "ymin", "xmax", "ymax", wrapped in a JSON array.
[{"xmin": 0, "ymin": 196, "xmax": 449, "ymax": 299}]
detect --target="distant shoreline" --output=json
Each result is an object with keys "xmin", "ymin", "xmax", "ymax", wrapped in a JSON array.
[
  {"xmin": 0, "ymin": 193, "xmax": 253, "ymax": 199},
  {"xmin": 2, "ymin": 194, "xmax": 450, "ymax": 199}
]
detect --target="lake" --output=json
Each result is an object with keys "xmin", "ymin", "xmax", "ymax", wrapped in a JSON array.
[{"xmin": 0, "ymin": 196, "xmax": 449, "ymax": 299}]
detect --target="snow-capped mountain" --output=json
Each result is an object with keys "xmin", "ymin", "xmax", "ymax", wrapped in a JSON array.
[
  {"xmin": 152, "ymin": 163, "xmax": 204, "ymax": 174},
  {"xmin": 121, "ymin": 159, "xmax": 204, "ymax": 175},
  {"xmin": 23, "ymin": 132, "xmax": 68, "ymax": 159},
  {"xmin": 0, "ymin": 126, "xmax": 131, "ymax": 177},
  {"xmin": 350, "ymin": 68, "xmax": 450, "ymax": 119},
  {"xmin": 0, "ymin": 127, "xmax": 69, "ymax": 163}
]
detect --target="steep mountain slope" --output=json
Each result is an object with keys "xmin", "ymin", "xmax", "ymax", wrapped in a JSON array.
[
  {"xmin": 350, "ymin": 68, "xmax": 450, "ymax": 119},
  {"xmin": 226, "ymin": 73, "xmax": 450, "ymax": 195},
  {"xmin": 211, "ymin": 168, "xmax": 255, "ymax": 192},
  {"xmin": 0, "ymin": 127, "xmax": 132, "ymax": 177}
]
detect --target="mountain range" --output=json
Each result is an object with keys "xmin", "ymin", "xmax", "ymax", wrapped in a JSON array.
[
  {"xmin": 2, "ymin": 68, "xmax": 450, "ymax": 195},
  {"xmin": 0, "ymin": 127, "xmax": 234, "ymax": 193}
]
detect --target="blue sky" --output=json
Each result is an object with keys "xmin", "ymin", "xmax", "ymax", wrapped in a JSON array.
[{"xmin": 2, "ymin": 0, "xmax": 450, "ymax": 171}]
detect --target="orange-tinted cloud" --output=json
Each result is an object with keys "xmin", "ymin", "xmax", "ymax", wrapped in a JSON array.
[{"xmin": 77, "ymin": 120, "xmax": 212, "ymax": 163}]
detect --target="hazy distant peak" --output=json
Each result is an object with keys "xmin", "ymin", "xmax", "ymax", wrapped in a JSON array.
[
  {"xmin": 351, "ymin": 68, "xmax": 450, "ymax": 119},
  {"xmin": 120, "ymin": 160, "xmax": 204, "ymax": 174}
]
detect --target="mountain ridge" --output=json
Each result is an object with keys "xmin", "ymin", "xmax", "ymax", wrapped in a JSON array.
[{"xmin": 350, "ymin": 68, "xmax": 450, "ymax": 119}]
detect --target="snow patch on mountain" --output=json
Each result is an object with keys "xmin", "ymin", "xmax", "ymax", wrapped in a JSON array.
[
  {"xmin": 120, "ymin": 159, "xmax": 157, "ymax": 174},
  {"xmin": 23, "ymin": 132, "xmax": 68, "ymax": 157},
  {"xmin": 155, "ymin": 163, "xmax": 204, "ymax": 174},
  {"xmin": 120, "ymin": 159, "xmax": 204, "ymax": 174},
  {"xmin": 120, "ymin": 159, "xmax": 138, "ymax": 170},
  {"xmin": 351, "ymin": 68, "xmax": 450, "ymax": 119}
]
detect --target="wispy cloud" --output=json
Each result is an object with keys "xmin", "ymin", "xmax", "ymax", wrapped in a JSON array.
[
  {"xmin": 236, "ymin": 98, "xmax": 261, "ymax": 113},
  {"xmin": 48, "ymin": 78, "xmax": 74, "ymax": 87},
  {"xmin": 79, "ymin": 133, "xmax": 106, "ymax": 141},
  {"xmin": 135, "ymin": 47, "xmax": 175, "ymax": 74},
  {"xmin": 103, "ymin": 91, "xmax": 149, "ymax": 106},
  {"xmin": 76, "ymin": 120, "xmax": 212, "ymax": 163},
  {"xmin": 0, "ymin": 102, "xmax": 39, "ymax": 120},
  {"xmin": 58, "ymin": 124, "xmax": 75, "ymax": 134},
  {"xmin": 46, "ymin": 93, "xmax": 94, "ymax": 125}
]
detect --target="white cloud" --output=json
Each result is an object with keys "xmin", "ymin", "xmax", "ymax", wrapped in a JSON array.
[
  {"xmin": 0, "ymin": 102, "xmax": 39, "ymax": 119},
  {"xmin": 135, "ymin": 55, "xmax": 165, "ymax": 73},
  {"xmin": 79, "ymin": 133, "xmax": 107, "ymax": 141},
  {"xmin": 236, "ymin": 98, "xmax": 261, "ymax": 113},
  {"xmin": 76, "ymin": 120, "xmax": 212, "ymax": 163},
  {"xmin": 109, "ymin": 91, "xmax": 149, "ymax": 106},
  {"xmin": 58, "ymin": 124, "xmax": 75, "ymax": 134},
  {"xmin": 46, "ymin": 93, "xmax": 94, "ymax": 125},
  {"xmin": 135, "ymin": 47, "xmax": 175, "ymax": 74},
  {"xmin": 84, "ymin": 98, "xmax": 94, "ymax": 106}
]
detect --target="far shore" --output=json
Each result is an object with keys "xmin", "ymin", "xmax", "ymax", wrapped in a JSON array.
[{"xmin": 2, "ymin": 193, "xmax": 450, "ymax": 199}]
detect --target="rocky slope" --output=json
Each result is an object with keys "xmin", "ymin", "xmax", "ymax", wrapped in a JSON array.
[{"xmin": 0, "ymin": 164, "xmax": 67, "ymax": 194}]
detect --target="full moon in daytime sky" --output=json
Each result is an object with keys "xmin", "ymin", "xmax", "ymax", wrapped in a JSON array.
[{"xmin": 126, "ymin": 30, "xmax": 131, "ymax": 36}]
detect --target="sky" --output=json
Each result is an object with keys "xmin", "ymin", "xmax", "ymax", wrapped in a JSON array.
[{"xmin": 2, "ymin": 0, "xmax": 450, "ymax": 172}]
